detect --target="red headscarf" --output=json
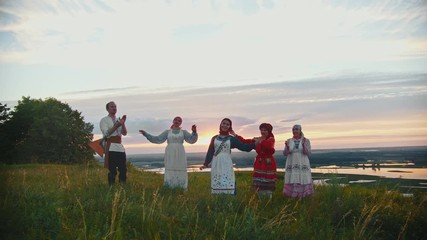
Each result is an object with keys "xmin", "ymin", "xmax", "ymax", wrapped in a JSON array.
[
  {"xmin": 259, "ymin": 123, "xmax": 274, "ymax": 139},
  {"xmin": 171, "ymin": 116, "xmax": 182, "ymax": 129},
  {"xmin": 219, "ymin": 118, "xmax": 233, "ymax": 135}
]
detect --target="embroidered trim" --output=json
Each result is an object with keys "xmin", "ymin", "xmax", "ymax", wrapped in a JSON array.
[{"xmin": 214, "ymin": 136, "xmax": 229, "ymax": 156}]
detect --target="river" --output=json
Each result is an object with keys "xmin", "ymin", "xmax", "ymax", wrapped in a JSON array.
[{"xmin": 139, "ymin": 165, "xmax": 427, "ymax": 180}]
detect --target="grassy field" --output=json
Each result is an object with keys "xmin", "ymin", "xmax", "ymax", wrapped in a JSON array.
[{"xmin": 1, "ymin": 162, "xmax": 426, "ymax": 240}]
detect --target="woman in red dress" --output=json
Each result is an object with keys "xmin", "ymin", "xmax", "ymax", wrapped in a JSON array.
[{"xmin": 238, "ymin": 123, "xmax": 277, "ymax": 199}]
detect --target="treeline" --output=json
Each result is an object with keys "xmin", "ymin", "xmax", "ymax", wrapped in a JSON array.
[{"xmin": 0, "ymin": 97, "xmax": 94, "ymax": 164}]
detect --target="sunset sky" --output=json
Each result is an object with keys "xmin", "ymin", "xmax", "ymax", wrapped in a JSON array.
[{"xmin": 1, "ymin": 0, "xmax": 426, "ymax": 154}]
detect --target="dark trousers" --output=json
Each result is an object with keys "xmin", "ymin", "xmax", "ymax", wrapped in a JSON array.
[{"xmin": 108, "ymin": 151, "xmax": 127, "ymax": 184}]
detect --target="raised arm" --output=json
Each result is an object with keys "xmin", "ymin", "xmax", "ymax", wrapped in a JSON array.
[
  {"xmin": 183, "ymin": 130, "xmax": 198, "ymax": 144},
  {"xmin": 230, "ymin": 136, "xmax": 255, "ymax": 152},
  {"xmin": 283, "ymin": 139, "xmax": 291, "ymax": 156},
  {"xmin": 235, "ymin": 134, "xmax": 255, "ymax": 144},
  {"xmin": 120, "ymin": 115, "xmax": 127, "ymax": 136},
  {"xmin": 100, "ymin": 118, "xmax": 121, "ymax": 138},
  {"xmin": 141, "ymin": 130, "xmax": 169, "ymax": 144},
  {"xmin": 302, "ymin": 138, "xmax": 311, "ymax": 156}
]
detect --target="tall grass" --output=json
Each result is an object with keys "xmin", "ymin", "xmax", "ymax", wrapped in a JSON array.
[{"xmin": 0, "ymin": 162, "xmax": 426, "ymax": 239}]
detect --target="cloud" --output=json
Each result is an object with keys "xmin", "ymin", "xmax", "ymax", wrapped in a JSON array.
[
  {"xmin": 59, "ymin": 71, "xmax": 427, "ymax": 151},
  {"xmin": 60, "ymin": 86, "xmax": 140, "ymax": 98},
  {"xmin": 2, "ymin": 0, "xmax": 426, "ymax": 68},
  {"xmin": 280, "ymin": 117, "xmax": 304, "ymax": 123},
  {"xmin": 0, "ymin": 31, "xmax": 23, "ymax": 51},
  {"xmin": 0, "ymin": 9, "xmax": 20, "ymax": 26},
  {"xmin": 173, "ymin": 23, "xmax": 225, "ymax": 41},
  {"xmin": 1, "ymin": 1, "xmax": 426, "ymax": 103},
  {"xmin": 3, "ymin": 71, "xmax": 426, "ymax": 151},
  {"xmin": 1, "ymin": 1, "xmax": 427, "ymax": 151}
]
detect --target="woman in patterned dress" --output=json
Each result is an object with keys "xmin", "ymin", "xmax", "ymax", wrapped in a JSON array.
[
  {"xmin": 200, "ymin": 118, "xmax": 255, "ymax": 195},
  {"xmin": 139, "ymin": 116, "xmax": 198, "ymax": 190},
  {"xmin": 238, "ymin": 123, "xmax": 277, "ymax": 199},
  {"xmin": 283, "ymin": 124, "xmax": 314, "ymax": 197}
]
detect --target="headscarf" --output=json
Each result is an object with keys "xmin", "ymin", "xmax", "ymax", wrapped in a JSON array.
[
  {"xmin": 259, "ymin": 123, "xmax": 274, "ymax": 139},
  {"xmin": 219, "ymin": 118, "xmax": 233, "ymax": 135},
  {"xmin": 292, "ymin": 124, "xmax": 304, "ymax": 138},
  {"xmin": 171, "ymin": 116, "xmax": 182, "ymax": 129}
]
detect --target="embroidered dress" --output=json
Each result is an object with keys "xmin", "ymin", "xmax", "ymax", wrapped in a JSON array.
[
  {"xmin": 283, "ymin": 137, "xmax": 314, "ymax": 197},
  {"xmin": 211, "ymin": 137, "xmax": 235, "ymax": 194},
  {"xmin": 143, "ymin": 129, "xmax": 198, "ymax": 190},
  {"xmin": 252, "ymin": 137, "xmax": 277, "ymax": 191},
  {"xmin": 204, "ymin": 135, "xmax": 255, "ymax": 195}
]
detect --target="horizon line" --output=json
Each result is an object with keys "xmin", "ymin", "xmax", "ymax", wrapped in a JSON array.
[{"xmin": 122, "ymin": 145, "xmax": 427, "ymax": 156}]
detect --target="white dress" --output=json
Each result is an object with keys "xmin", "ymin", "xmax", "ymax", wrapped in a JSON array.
[
  {"xmin": 203, "ymin": 135, "xmax": 254, "ymax": 195},
  {"xmin": 283, "ymin": 137, "xmax": 314, "ymax": 197},
  {"xmin": 211, "ymin": 138, "xmax": 235, "ymax": 194},
  {"xmin": 143, "ymin": 129, "xmax": 198, "ymax": 190}
]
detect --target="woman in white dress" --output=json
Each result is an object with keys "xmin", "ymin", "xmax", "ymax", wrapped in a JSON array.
[
  {"xmin": 200, "ymin": 118, "xmax": 255, "ymax": 195},
  {"xmin": 139, "ymin": 116, "xmax": 198, "ymax": 190},
  {"xmin": 283, "ymin": 124, "xmax": 314, "ymax": 197}
]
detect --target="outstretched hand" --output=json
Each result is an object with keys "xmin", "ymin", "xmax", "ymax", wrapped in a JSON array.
[
  {"xmin": 199, "ymin": 165, "xmax": 206, "ymax": 170},
  {"xmin": 139, "ymin": 130, "xmax": 145, "ymax": 135},
  {"xmin": 192, "ymin": 124, "xmax": 197, "ymax": 132}
]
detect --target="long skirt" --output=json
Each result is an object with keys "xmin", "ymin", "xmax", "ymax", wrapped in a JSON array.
[
  {"xmin": 283, "ymin": 152, "xmax": 314, "ymax": 197},
  {"xmin": 164, "ymin": 143, "xmax": 188, "ymax": 190},
  {"xmin": 211, "ymin": 152, "xmax": 235, "ymax": 194},
  {"xmin": 252, "ymin": 155, "xmax": 277, "ymax": 191}
]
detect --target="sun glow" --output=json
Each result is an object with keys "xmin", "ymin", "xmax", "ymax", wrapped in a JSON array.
[{"xmin": 197, "ymin": 130, "xmax": 218, "ymax": 145}]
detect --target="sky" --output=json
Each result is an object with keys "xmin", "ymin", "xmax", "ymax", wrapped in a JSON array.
[{"xmin": 1, "ymin": 0, "xmax": 426, "ymax": 154}]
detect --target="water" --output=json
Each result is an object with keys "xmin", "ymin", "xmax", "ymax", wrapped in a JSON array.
[
  {"xmin": 310, "ymin": 166, "xmax": 427, "ymax": 180},
  {"xmin": 106, "ymin": 146, "xmax": 427, "ymax": 180},
  {"xmin": 136, "ymin": 165, "xmax": 427, "ymax": 180}
]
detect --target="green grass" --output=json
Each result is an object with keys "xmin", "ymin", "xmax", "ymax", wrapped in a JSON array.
[{"xmin": 1, "ymin": 162, "xmax": 426, "ymax": 239}]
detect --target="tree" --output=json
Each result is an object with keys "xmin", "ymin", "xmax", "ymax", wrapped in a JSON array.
[
  {"xmin": 0, "ymin": 103, "xmax": 10, "ymax": 123},
  {"xmin": 0, "ymin": 97, "xmax": 94, "ymax": 164},
  {"xmin": 0, "ymin": 103, "xmax": 13, "ymax": 162}
]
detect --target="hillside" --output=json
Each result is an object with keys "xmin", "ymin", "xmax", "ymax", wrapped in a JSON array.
[{"xmin": 1, "ymin": 163, "xmax": 426, "ymax": 239}]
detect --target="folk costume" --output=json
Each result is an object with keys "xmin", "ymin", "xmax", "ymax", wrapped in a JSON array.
[
  {"xmin": 283, "ymin": 125, "xmax": 314, "ymax": 197},
  {"xmin": 238, "ymin": 123, "xmax": 277, "ymax": 198},
  {"xmin": 142, "ymin": 125, "xmax": 198, "ymax": 190},
  {"xmin": 203, "ymin": 118, "xmax": 255, "ymax": 195},
  {"xmin": 100, "ymin": 115, "xmax": 127, "ymax": 184}
]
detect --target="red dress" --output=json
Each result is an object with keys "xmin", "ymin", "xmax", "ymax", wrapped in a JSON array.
[{"xmin": 239, "ymin": 136, "xmax": 277, "ymax": 191}]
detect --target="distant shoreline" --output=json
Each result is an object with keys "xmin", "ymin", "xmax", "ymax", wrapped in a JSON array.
[
  {"xmin": 102, "ymin": 145, "xmax": 427, "ymax": 180},
  {"xmin": 124, "ymin": 145, "xmax": 427, "ymax": 156}
]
